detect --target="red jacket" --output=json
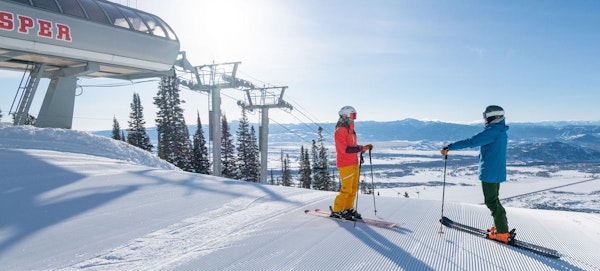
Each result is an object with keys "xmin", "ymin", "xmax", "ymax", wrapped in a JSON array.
[{"xmin": 334, "ymin": 122, "xmax": 362, "ymax": 168}]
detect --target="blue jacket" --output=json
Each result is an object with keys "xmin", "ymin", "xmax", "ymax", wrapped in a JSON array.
[{"xmin": 447, "ymin": 119, "xmax": 509, "ymax": 183}]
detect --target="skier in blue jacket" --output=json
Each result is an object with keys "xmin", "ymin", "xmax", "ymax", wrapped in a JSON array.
[{"xmin": 440, "ymin": 105, "xmax": 512, "ymax": 243}]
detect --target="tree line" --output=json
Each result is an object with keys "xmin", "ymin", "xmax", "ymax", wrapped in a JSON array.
[{"xmin": 112, "ymin": 73, "xmax": 337, "ymax": 190}]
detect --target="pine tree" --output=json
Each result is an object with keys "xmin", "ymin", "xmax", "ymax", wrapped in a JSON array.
[
  {"xmin": 269, "ymin": 169, "xmax": 275, "ymax": 185},
  {"xmin": 111, "ymin": 117, "xmax": 122, "ymax": 140},
  {"xmin": 235, "ymin": 109, "xmax": 260, "ymax": 182},
  {"xmin": 298, "ymin": 145, "xmax": 312, "ymax": 189},
  {"xmin": 220, "ymin": 114, "xmax": 237, "ymax": 178},
  {"xmin": 311, "ymin": 127, "xmax": 334, "ymax": 191},
  {"xmin": 127, "ymin": 93, "xmax": 152, "ymax": 152},
  {"xmin": 192, "ymin": 112, "xmax": 211, "ymax": 174},
  {"xmin": 248, "ymin": 126, "xmax": 260, "ymax": 180},
  {"xmin": 311, "ymin": 139, "xmax": 319, "ymax": 186},
  {"xmin": 154, "ymin": 72, "xmax": 193, "ymax": 171},
  {"xmin": 360, "ymin": 178, "xmax": 367, "ymax": 194},
  {"xmin": 281, "ymin": 153, "xmax": 293, "ymax": 186}
]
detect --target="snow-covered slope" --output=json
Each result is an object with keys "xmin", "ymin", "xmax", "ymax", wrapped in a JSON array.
[{"xmin": 1, "ymin": 125, "xmax": 599, "ymax": 271}]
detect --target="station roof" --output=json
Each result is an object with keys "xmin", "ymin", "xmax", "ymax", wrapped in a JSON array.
[{"xmin": 0, "ymin": 0, "xmax": 180, "ymax": 79}]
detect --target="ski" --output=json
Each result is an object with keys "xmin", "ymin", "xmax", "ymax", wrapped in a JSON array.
[
  {"xmin": 440, "ymin": 216, "xmax": 561, "ymax": 259},
  {"xmin": 305, "ymin": 209, "xmax": 397, "ymax": 229}
]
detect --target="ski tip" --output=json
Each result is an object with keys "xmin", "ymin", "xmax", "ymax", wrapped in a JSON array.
[{"xmin": 304, "ymin": 209, "xmax": 310, "ymax": 213}]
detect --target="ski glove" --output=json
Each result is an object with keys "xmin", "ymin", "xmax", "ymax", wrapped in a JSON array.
[{"xmin": 361, "ymin": 144, "xmax": 373, "ymax": 153}]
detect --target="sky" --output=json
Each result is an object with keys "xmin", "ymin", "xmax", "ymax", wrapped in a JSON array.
[
  {"xmin": 1, "ymin": 124, "xmax": 599, "ymax": 270},
  {"xmin": 1, "ymin": 0, "xmax": 600, "ymax": 131}
]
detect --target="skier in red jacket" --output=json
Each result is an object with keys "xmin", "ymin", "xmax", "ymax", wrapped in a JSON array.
[{"xmin": 330, "ymin": 106, "xmax": 372, "ymax": 220}]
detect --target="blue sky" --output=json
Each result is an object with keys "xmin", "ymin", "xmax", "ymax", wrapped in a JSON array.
[{"xmin": 1, "ymin": 0, "xmax": 599, "ymax": 131}]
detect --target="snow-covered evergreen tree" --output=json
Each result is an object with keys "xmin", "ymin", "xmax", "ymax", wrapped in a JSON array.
[
  {"xmin": 235, "ymin": 109, "xmax": 260, "ymax": 182},
  {"xmin": 248, "ymin": 126, "xmax": 260, "ymax": 180},
  {"xmin": 127, "ymin": 93, "xmax": 152, "ymax": 152},
  {"xmin": 154, "ymin": 73, "xmax": 193, "ymax": 171},
  {"xmin": 298, "ymin": 145, "xmax": 312, "ymax": 189},
  {"xmin": 311, "ymin": 127, "xmax": 334, "ymax": 191},
  {"xmin": 220, "ymin": 114, "xmax": 237, "ymax": 178},
  {"xmin": 192, "ymin": 112, "xmax": 211, "ymax": 174},
  {"xmin": 111, "ymin": 117, "xmax": 122, "ymax": 140},
  {"xmin": 281, "ymin": 153, "xmax": 293, "ymax": 186}
]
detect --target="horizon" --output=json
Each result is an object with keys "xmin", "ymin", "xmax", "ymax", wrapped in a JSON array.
[
  {"xmin": 90, "ymin": 118, "xmax": 600, "ymax": 133},
  {"xmin": 3, "ymin": 117, "xmax": 600, "ymax": 135}
]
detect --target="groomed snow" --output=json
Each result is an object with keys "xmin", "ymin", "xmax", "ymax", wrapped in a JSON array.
[{"xmin": 1, "ymin": 124, "xmax": 599, "ymax": 271}]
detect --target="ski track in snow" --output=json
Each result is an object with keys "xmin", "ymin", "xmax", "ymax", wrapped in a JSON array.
[
  {"xmin": 178, "ymin": 199, "xmax": 597, "ymax": 271},
  {"xmin": 58, "ymin": 191, "xmax": 331, "ymax": 271}
]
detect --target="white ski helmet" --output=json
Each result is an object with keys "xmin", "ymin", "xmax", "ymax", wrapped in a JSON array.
[
  {"xmin": 483, "ymin": 105, "xmax": 505, "ymax": 123},
  {"xmin": 338, "ymin": 105, "xmax": 357, "ymax": 119}
]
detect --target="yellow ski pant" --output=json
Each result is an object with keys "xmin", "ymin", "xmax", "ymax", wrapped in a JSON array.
[{"xmin": 332, "ymin": 164, "xmax": 360, "ymax": 212}]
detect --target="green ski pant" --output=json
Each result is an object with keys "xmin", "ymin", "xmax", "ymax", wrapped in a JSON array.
[{"xmin": 481, "ymin": 181, "xmax": 509, "ymax": 233}]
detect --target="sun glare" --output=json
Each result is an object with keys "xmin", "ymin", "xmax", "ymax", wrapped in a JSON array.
[{"xmin": 186, "ymin": 1, "xmax": 275, "ymax": 60}]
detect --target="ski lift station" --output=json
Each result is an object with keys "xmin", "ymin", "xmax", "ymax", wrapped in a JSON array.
[
  {"xmin": 1, "ymin": 0, "xmax": 293, "ymax": 182},
  {"xmin": 0, "ymin": 0, "xmax": 180, "ymax": 128}
]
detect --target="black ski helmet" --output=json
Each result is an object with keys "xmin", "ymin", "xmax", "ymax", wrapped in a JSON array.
[{"xmin": 483, "ymin": 105, "xmax": 505, "ymax": 123}]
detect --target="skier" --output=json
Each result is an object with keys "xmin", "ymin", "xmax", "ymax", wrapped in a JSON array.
[
  {"xmin": 330, "ymin": 106, "xmax": 372, "ymax": 220},
  {"xmin": 440, "ymin": 105, "xmax": 512, "ymax": 243}
]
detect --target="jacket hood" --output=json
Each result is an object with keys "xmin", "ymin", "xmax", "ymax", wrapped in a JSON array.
[{"xmin": 486, "ymin": 119, "xmax": 509, "ymax": 132}]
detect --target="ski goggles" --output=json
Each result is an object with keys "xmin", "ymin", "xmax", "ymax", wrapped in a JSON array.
[{"xmin": 483, "ymin": 110, "xmax": 504, "ymax": 119}]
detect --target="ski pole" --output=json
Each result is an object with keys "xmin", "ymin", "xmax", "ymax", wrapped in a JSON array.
[
  {"xmin": 369, "ymin": 149, "xmax": 377, "ymax": 216},
  {"xmin": 354, "ymin": 153, "xmax": 364, "ymax": 227},
  {"xmin": 438, "ymin": 154, "xmax": 448, "ymax": 234}
]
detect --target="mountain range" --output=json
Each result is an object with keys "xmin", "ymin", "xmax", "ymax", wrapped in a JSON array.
[{"xmin": 94, "ymin": 119, "xmax": 600, "ymax": 163}]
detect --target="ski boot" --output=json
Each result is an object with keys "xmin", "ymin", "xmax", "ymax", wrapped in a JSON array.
[
  {"xmin": 488, "ymin": 227, "xmax": 516, "ymax": 244},
  {"xmin": 330, "ymin": 209, "xmax": 354, "ymax": 220},
  {"xmin": 348, "ymin": 208, "xmax": 362, "ymax": 219},
  {"xmin": 330, "ymin": 210, "xmax": 342, "ymax": 219},
  {"xmin": 330, "ymin": 206, "xmax": 355, "ymax": 220},
  {"xmin": 340, "ymin": 209, "xmax": 355, "ymax": 220}
]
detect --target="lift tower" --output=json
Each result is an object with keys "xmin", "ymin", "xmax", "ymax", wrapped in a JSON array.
[
  {"xmin": 237, "ymin": 86, "xmax": 293, "ymax": 183},
  {"xmin": 178, "ymin": 60, "xmax": 254, "ymax": 176},
  {"xmin": 180, "ymin": 62, "xmax": 239, "ymax": 176}
]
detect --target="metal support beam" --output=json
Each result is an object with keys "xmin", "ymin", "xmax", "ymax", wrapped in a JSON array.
[
  {"xmin": 259, "ymin": 107, "xmax": 270, "ymax": 184},
  {"xmin": 210, "ymin": 85, "xmax": 222, "ymax": 176},
  {"xmin": 12, "ymin": 63, "xmax": 45, "ymax": 125},
  {"xmin": 12, "ymin": 61, "xmax": 101, "ymax": 128},
  {"xmin": 237, "ymin": 86, "xmax": 293, "ymax": 183},
  {"xmin": 35, "ymin": 76, "xmax": 77, "ymax": 128},
  {"xmin": 35, "ymin": 62, "xmax": 100, "ymax": 128}
]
